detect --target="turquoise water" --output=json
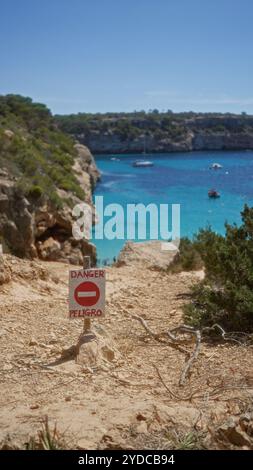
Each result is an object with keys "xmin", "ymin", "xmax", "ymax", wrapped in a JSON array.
[{"xmin": 92, "ymin": 151, "xmax": 253, "ymax": 264}]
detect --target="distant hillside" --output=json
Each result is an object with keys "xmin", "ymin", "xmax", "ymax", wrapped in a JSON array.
[
  {"xmin": 55, "ymin": 110, "xmax": 253, "ymax": 154},
  {"xmin": 0, "ymin": 95, "xmax": 100, "ymax": 263}
]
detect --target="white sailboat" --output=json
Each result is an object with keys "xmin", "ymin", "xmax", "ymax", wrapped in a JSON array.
[{"xmin": 133, "ymin": 134, "xmax": 154, "ymax": 167}]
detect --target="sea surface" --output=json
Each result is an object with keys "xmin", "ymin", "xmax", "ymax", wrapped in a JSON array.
[{"xmin": 92, "ymin": 151, "xmax": 253, "ymax": 264}]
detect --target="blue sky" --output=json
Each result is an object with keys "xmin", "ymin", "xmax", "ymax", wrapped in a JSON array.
[{"xmin": 0, "ymin": 0, "xmax": 252, "ymax": 114}]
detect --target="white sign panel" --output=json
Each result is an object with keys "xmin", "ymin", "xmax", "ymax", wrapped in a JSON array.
[{"xmin": 69, "ymin": 269, "xmax": 105, "ymax": 318}]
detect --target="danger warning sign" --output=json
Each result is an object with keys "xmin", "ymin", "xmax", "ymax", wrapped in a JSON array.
[{"xmin": 69, "ymin": 269, "xmax": 105, "ymax": 318}]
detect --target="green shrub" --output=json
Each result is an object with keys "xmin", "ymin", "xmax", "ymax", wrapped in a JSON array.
[
  {"xmin": 169, "ymin": 237, "xmax": 203, "ymax": 273},
  {"xmin": 184, "ymin": 205, "xmax": 253, "ymax": 332},
  {"xmin": 28, "ymin": 185, "xmax": 43, "ymax": 199}
]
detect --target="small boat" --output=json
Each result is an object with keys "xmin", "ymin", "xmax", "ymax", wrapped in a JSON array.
[
  {"xmin": 208, "ymin": 189, "xmax": 221, "ymax": 198},
  {"xmin": 133, "ymin": 160, "xmax": 154, "ymax": 168},
  {"xmin": 210, "ymin": 163, "xmax": 223, "ymax": 170}
]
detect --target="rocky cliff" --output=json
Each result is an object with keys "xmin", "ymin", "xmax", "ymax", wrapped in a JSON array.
[
  {"xmin": 56, "ymin": 112, "xmax": 253, "ymax": 154},
  {"xmin": 0, "ymin": 143, "xmax": 100, "ymax": 265},
  {"xmin": 0, "ymin": 95, "xmax": 100, "ymax": 265}
]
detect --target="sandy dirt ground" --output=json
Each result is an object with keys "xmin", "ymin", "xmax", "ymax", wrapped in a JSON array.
[{"xmin": 0, "ymin": 255, "xmax": 253, "ymax": 450}]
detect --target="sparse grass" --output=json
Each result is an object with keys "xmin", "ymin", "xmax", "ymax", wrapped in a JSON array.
[
  {"xmin": 25, "ymin": 416, "xmax": 67, "ymax": 450},
  {"xmin": 119, "ymin": 424, "xmax": 208, "ymax": 450},
  {"xmin": 169, "ymin": 430, "xmax": 207, "ymax": 450}
]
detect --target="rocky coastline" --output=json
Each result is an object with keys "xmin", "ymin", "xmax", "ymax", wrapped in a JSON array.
[{"xmin": 57, "ymin": 114, "xmax": 253, "ymax": 154}]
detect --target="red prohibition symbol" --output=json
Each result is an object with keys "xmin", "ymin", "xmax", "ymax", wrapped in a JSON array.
[{"xmin": 74, "ymin": 281, "xmax": 100, "ymax": 307}]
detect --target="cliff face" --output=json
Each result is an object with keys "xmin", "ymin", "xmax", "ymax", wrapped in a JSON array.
[
  {"xmin": 0, "ymin": 144, "xmax": 100, "ymax": 265},
  {"xmin": 75, "ymin": 129, "xmax": 253, "ymax": 154},
  {"xmin": 0, "ymin": 95, "xmax": 100, "ymax": 265},
  {"xmin": 192, "ymin": 131, "xmax": 253, "ymax": 151},
  {"xmin": 78, "ymin": 131, "xmax": 194, "ymax": 154},
  {"xmin": 56, "ymin": 113, "xmax": 253, "ymax": 154}
]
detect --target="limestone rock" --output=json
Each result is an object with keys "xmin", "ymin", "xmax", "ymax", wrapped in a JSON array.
[
  {"xmin": 116, "ymin": 240, "xmax": 178, "ymax": 270},
  {"xmin": 74, "ymin": 143, "xmax": 100, "ymax": 192},
  {"xmin": 216, "ymin": 414, "xmax": 253, "ymax": 448},
  {"xmin": 218, "ymin": 421, "xmax": 251, "ymax": 447},
  {"xmin": 37, "ymin": 237, "xmax": 61, "ymax": 261},
  {"xmin": 76, "ymin": 331, "xmax": 120, "ymax": 368}
]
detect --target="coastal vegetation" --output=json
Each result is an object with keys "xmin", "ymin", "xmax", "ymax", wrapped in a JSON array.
[
  {"xmin": 55, "ymin": 109, "xmax": 253, "ymax": 154},
  {"xmin": 56, "ymin": 109, "xmax": 252, "ymax": 136},
  {"xmin": 180, "ymin": 205, "xmax": 253, "ymax": 332},
  {"xmin": 0, "ymin": 94, "xmax": 85, "ymax": 207}
]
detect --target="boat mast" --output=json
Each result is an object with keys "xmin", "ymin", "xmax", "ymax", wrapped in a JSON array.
[{"xmin": 143, "ymin": 133, "xmax": 146, "ymax": 155}]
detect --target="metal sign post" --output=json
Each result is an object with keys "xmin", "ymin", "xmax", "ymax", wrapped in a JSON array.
[{"xmin": 83, "ymin": 255, "xmax": 91, "ymax": 334}]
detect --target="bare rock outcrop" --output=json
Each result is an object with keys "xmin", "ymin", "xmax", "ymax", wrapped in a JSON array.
[
  {"xmin": 214, "ymin": 412, "xmax": 253, "ymax": 449},
  {"xmin": 77, "ymin": 130, "xmax": 193, "ymax": 154},
  {"xmin": 116, "ymin": 240, "xmax": 178, "ymax": 270},
  {"xmin": 78, "ymin": 127, "xmax": 253, "ymax": 154},
  {"xmin": 73, "ymin": 143, "xmax": 100, "ymax": 194},
  {"xmin": 76, "ymin": 329, "xmax": 120, "ymax": 369}
]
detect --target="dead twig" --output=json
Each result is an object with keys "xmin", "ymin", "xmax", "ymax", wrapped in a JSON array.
[
  {"xmin": 132, "ymin": 315, "xmax": 244, "ymax": 392},
  {"xmin": 202, "ymin": 323, "xmax": 226, "ymax": 338},
  {"xmin": 131, "ymin": 314, "xmax": 189, "ymax": 354},
  {"xmin": 153, "ymin": 363, "xmax": 195, "ymax": 401},
  {"xmin": 154, "ymin": 364, "xmax": 253, "ymax": 403},
  {"xmin": 202, "ymin": 324, "xmax": 248, "ymax": 345},
  {"xmin": 132, "ymin": 314, "xmax": 200, "ymax": 386},
  {"xmin": 167, "ymin": 325, "xmax": 201, "ymax": 386}
]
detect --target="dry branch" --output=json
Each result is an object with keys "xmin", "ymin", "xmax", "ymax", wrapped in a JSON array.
[
  {"xmin": 167, "ymin": 325, "xmax": 201, "ymax": 386},
  {"xmin": 131, "ymin": 314, "xmax": 235, "ymax": 389},
  {"xmin": 132, "ymin": 314, "xmax": 201, "ymax": 385},
  {"xmin": 153, "ymin": 363, "xmax": 194, "ymax": 400},
  {"xmin": 131, "ymin": 314, "xmax": 188, "ymax": 354}
]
